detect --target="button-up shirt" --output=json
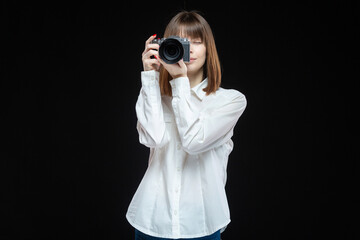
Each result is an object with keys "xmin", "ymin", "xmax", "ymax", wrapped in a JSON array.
[{"xmin": 126, "ymin": 70, "xmax": 247, "ymax": 239}]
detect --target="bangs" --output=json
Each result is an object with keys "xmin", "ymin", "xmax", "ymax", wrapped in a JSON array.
[{"xmin": 164, "ymin": 13, "xmax": 206, "ymax": 41}]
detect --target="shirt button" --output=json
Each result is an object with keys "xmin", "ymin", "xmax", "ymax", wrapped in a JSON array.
[
  {"xmin": 176, "ymin": 143, "xmax": 181, "ymax": 150},
  {"xmin": 174, "ymin": 210, "xmax": 177, "ymax": 215},
  {"xmin": 175, "ymin": 188, "xmax": 179, "ymax": 193},
  {"xmin": 177, "ymin": 167, "xmax": 181, "ymax": 172}
]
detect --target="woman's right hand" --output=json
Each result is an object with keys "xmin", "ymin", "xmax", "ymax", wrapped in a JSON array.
[{"xmin": 142, "ymin": 34, "xmax": 160, "ymax": 71}]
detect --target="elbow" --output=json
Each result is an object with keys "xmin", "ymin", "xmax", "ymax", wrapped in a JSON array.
[
  {"xmin": 237, "ymin": 93, "xmax": 247, "ymax": 116},
  {"xmin": 138, "ymin": 129, "xmax": 169, "ymax": 149},
  {"xmin": 182, "ymin": 146, "xmax": 200, "ymax": 155},
  {"xmin": 180, "ymin": 138, "xmax": 205, "ymax": 155},
  {"xmin": 180, "ymin": 131, "xmax": 232, "ymax": 155},
  {"xmin": 145, "ymin": 135, "xmax": 169, "ymax": 149}
]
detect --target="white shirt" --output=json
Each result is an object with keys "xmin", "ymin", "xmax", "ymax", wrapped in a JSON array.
[{"xmin": 126, "ymin": 70, "xmax": 247, "ymax": 239}]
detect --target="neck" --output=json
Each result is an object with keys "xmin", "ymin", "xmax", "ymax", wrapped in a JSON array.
[{"xmin": 188, "ymin": 68, "xmax": 204, "ymax": 88}]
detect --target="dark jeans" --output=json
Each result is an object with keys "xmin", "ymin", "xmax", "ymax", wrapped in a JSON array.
[{"xmin": 135, "ymin": 229, "xmax": 221, "ymax": 240}]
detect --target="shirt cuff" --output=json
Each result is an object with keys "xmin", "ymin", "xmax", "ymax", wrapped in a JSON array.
[
  {"xmin": 141, "ymin": 70, "xmax": 160, "ymax": 87},
  {"xmin": 169, "ymin": 77, "xmax": 190, "ymax": 97}
]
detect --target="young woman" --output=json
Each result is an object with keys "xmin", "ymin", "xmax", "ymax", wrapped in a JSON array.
[{"xmin": 126, "ymin": 11, "xmax": 247, "ymax": 240}]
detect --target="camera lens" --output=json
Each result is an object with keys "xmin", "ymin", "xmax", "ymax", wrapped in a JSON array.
[{"xmin": 159, "ymin": 38, "xmax": 184, "ymax": 64}]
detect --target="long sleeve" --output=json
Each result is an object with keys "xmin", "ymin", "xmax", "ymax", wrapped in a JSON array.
[
  {"xmin": 170, "ymin": 77, "xmax": 246, "ymax": 155},
  {"xmin": 135, "ymin": 70, "xmax": 169, "ymax": 148}
]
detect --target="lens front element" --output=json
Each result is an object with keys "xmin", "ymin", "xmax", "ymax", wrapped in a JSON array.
[{"xmin": 159, "ymin": 38, "xmax": 184, "ymax": 64}]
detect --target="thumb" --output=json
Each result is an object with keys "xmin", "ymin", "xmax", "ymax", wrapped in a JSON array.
[
  {"xmin": 178, "ymin": 59, "xmax": 186, "ymax": 68},
  {"xmin": 157, "ymin": 55, "xmax": 172, "ymax": 69}
]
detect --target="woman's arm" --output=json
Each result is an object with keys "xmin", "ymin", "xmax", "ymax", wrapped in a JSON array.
[
  {"xmin": 170, "ymin": 77, "xmax": 246, "ymax": 155},
  {"xmin": 136, "ymin": 71, "xmax": 169, "ymax": 148},
  {"xmin": 135, "ymin": 35, "xmax": 168, "ymax": 148}
]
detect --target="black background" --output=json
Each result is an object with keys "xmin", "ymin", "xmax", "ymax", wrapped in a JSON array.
[{"xmin": 1, "ymin": 1, "xmax": 357, "ymax": 239}]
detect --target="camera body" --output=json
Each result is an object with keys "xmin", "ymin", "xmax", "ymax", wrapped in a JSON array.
[{"xmin": 151, "ymin": 36, "xmax": 190, "ymax": 64}]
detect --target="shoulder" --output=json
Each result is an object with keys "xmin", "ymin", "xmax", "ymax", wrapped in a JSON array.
[
  {"xmin": 216, "ymin": 87, "xmax": 246, "ymax": 102},
  {"xmin": 205, "ymin": 87, "xmax": 247, "ymax": 111}
]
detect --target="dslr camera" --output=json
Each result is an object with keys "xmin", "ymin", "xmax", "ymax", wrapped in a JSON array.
[{"xmin": 151, "ymin": 36, "xmax": 190, "ymax": 64}]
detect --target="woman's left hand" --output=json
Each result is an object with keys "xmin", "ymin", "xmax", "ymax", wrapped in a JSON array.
[{"xmin": 157, "ymin": 57, "xmax": 188, "ymax": 79}]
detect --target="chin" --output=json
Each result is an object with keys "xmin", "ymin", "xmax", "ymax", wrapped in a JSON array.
[{"xmin": 186, "ymin": 64, "xmax": 201, "ymax": 73}]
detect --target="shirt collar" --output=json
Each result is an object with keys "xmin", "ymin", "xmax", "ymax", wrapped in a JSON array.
[{"xmin": 191, "ymin": 78, "xmax": 208, "ymax": 100}]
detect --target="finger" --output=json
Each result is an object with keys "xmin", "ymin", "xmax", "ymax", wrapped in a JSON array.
[
  {"xmin": 147, "ymin": 43, "xmax": 160, "ymax": 50},
  {"xmin": 145, "ymin": 34, "xmax": 157, "ymax": 47},
  {"xmin": 156, "ymin": 55, "xmax": 166, "ymax": 66},
  {"xmin": 143, "ymin": 49, "xmax": 159, "ymax": 60},
  {"xmin": 143, "ymin": 43, "xmax": 160, "ymax": 55},
  {"xmin": 146, "ymin": 59, "xmax": 160, "ymax": 67}
]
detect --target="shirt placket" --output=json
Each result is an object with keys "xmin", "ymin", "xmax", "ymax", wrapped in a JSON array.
[{"xmin": 172, "ymin": 142, "xmax": 183, "ymax": 237}]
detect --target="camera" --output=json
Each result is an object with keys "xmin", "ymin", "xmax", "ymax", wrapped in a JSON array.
[{"xmin": 151, "ymin": 36, "xmax": 190, "ymax": 64}]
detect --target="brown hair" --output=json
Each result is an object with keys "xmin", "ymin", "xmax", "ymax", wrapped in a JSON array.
[{"xmin": 159, "ymin": 11, "xmax": 221, "ymax": 96}]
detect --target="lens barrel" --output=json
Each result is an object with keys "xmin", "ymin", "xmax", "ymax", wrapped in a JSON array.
[{"xmin": 159, "ymin": 38, "xmax": 184, "ymax": 64}]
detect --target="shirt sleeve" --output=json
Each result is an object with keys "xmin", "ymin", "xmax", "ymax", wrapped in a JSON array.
[
  {"xmin": 135, "ymin": 70, "xmax": 169, "ymax": 148},
  {"xmin": 170, "ymin": 77, "xmax": 247, "ymax": 155}
]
